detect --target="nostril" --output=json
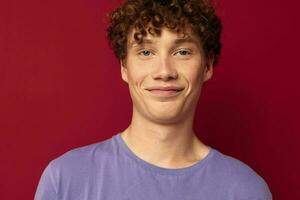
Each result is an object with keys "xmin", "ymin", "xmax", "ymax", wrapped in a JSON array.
[
  {"xmin": 152, "ymin": 71, "xmax": 178, "ymax": 81},
  {"xmin": 157, "ymin": 76, "xmax": 176, "ymax": 81}
]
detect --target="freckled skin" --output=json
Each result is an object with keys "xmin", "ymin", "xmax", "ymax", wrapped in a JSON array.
[{"xmin": 121, "ymin": 27, "xmax": 213, "ymax": 125}]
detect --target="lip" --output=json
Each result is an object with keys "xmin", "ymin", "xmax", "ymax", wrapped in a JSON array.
[{"xmin": 145, "ymin": 86, "xmax": 184, "ymax": 97}]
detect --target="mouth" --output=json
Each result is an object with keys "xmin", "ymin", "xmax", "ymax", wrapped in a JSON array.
[{"xmin": 145, "ymin": 86, "xmax": 184, "ymax": 97}]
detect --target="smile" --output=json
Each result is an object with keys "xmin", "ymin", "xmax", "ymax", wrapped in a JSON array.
[{"xmin": 145, "ymin": 87, "xmax": 184, "ymax": 97}]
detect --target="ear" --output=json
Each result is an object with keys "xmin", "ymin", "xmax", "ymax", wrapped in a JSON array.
[
  {"xmin": 120, "ymin": 60, "xmax": 128, "ymax": 83},
  {"xmin": 203, "ymin": 57, "xmax": 214, "ymax": 82}
]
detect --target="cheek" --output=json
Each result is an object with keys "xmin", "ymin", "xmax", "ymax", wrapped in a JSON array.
[
  {"xmin": 127, "ymin": 59, "xmax": 153, "ymax": 86},
  {"xmin": 127, "ymin": 66, "xmax": 149, "ymax": 87},
  {"xmin": 181, "ymin": 64, "xmax": 204, "ymax": 86}
]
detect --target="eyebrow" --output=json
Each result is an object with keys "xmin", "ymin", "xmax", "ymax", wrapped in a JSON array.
[
  {"xmin": 129, "ymin": 39, "xmax": 153, "ymax": 48},
  {"xmin": 129, "ymin": 37, "xmax": 199, "ymax": 48},
  {"xmin": 174, "ymin": 37, "xmax": 199, "ymax": 45}
]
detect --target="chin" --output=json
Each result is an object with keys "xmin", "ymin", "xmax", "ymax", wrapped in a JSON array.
[
  {"xmin": 148, "ymin": 111, "xmax": 184, "ymax": 124},
  {"xmin": 151, "ymin": 117, "xmax": 183, "ymax": 125}
]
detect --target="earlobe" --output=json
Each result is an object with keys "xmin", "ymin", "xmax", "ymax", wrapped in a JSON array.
[
  {"xmin": 120, "ymin": 60, "xmax": 128, "ymax": 83},
  {"xmin": 203, "ymin": 61, "xmax": 214, "ymax": 82}
]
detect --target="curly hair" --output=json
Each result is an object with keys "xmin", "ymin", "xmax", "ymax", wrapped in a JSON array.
[{"xmin": 106, "ymin": 0, "xmax": 222, "ymax": 66}]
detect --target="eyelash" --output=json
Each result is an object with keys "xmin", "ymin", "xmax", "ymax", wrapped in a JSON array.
[
  {"xmin": 174, "ymin": 50, "xmax": 192, "ymax": 56},
  {"xmin": 138, "ymin": 50, "xmax": 153, "ymax": 56},
  {"xmin": 137, "ymin": 49, "xmax": 192, "ymax": 57}
]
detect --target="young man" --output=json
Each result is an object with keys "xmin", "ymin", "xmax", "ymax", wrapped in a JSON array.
[{"xmin": 35, "ymin": 0, "xmax": 272, "ymax": 199}]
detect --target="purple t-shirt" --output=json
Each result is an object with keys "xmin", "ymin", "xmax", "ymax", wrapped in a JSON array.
[{"xmin": 35, "ymin": 133, "xmax": 272, "ymax": 200}]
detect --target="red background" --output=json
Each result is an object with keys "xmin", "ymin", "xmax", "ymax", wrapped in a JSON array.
[{"xmin": 1, "ymin": 0, "xmax": 299, "ymax": 199}]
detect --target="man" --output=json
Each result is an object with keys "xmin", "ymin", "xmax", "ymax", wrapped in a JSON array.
[{"xmin": 35, "ymin": 0, "xmax": 272, "ymax": 199}]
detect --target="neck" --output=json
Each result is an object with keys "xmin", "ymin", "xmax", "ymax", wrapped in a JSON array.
[{"xmin": 120, "ymin": 109, "xmax": 209, "ymax": 168}]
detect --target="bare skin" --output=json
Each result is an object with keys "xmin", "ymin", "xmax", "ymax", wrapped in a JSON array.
[
  {"xmin": 120, "ymin": 27, "xmax": 213, "ymax": 169},
  {"xmin": 120, "ymin": 127, "xmax": 210, "ymax": 168}
]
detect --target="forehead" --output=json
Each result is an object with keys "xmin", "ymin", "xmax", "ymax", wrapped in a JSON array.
[{"xmin": 127, "ymin": 26, "xmax": 202, "ymax": 48}]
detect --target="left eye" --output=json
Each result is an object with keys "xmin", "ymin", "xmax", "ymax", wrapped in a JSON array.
[
  {"xmin": 139, "ymin": 50, "xmax": 152, "ymax": 56},
  {"xmin": 175, "ymin": 50, "xmax": 191, "ymax": 56}
]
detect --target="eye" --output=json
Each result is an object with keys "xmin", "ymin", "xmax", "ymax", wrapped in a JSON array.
[
  {"xmin": 138, "ymin": 50, "xmax": 153, "ymax": 57},
  {"xmin": 175, "ymin": 50, "xmax": 192, "ymax": 56}
]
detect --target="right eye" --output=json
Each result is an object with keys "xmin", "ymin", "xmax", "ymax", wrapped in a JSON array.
[{"xmin": 138, "ymin": 50, "xmax": 153, "ymax": 57}]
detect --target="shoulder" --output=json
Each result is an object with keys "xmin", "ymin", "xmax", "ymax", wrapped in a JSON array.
[
  {"xmin": 211, "ymin": 149, "xmax": 273, "ymax": 199},
  {"xmin": 35, "ymin": 135, "xmax": 117, "ymax": 199},
  {"xmin": 48, "ymin": 135, "xmax": 115, "ymax": 175}
]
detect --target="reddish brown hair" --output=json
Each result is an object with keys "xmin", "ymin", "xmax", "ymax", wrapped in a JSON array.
[{"xmin": 107, "ymin": 0, "xmax": 222, "ymax": 66}]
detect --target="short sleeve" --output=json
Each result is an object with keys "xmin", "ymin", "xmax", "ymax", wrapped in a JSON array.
[
  {"xmin": 34, "ymin": 162, "xmax": 58, "ymax": 200},
  {"xmin": 245, "ymin": 181, "xmax": 273, "ymax": 200},
  {"xmin": 232, "ymin": 170, "xmax": 273, "ymax": 200}
]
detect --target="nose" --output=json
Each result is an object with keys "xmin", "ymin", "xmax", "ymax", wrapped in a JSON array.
[{"xmin": 151, "ymin": 56, "xmax": 178, "ymax": 81}]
